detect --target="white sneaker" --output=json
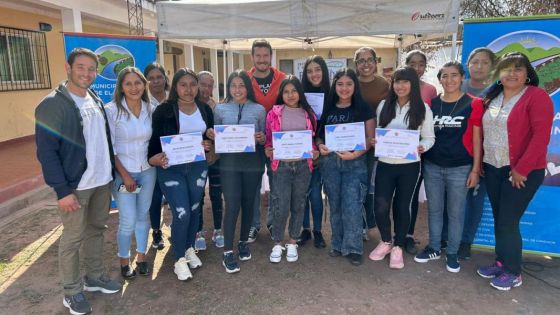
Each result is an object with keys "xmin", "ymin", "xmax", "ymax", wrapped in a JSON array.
[
  {"xmin": 185, "ymin": 247, "xmax": 202, "ymax": 269},
  {"xmin": 286, "ymin": 243, "xmax": 299, "ymax": 262},
  {"xmin": 174, "ymin": 257, "xmax": 192, "ymax": 281},
  {"xmin": 269, "ymin": 244, "xmax": 284, "ymax": 263}
]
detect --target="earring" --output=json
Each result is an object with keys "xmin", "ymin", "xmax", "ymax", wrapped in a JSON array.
[
  {"xmin": 526, "ymin": 78, "xmax": 531, "ymax": 83},
  {"xmin": 497, "ymin": 80, "xmax": 502, "ymax": 85}
]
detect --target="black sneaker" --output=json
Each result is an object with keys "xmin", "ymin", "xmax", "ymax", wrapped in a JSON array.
[
  {"xmin": 313, "ymin": 230, "xmax": 326, "ymax": 248},
  {"xmin": 136, "ymin": 261, "xmax": 150, "ymax": 276},
  {"xmin": 329, "ymin": 249, "xmax": 342, "ymax": 257},
  {"xmin": 404, "ymin": 236, "xmax": 418, "ymax": 255},
  {"xmin": 414, "ymin": 246, "xmax": 441, "ymax": 263},
  {"xmin": 297, "ymin": 229, "xmax": 312, "ymax": 246},
  {"xmin": 63, "ymin": 292, "xmax": 92, "ymax": 315},
  {"xmin": 152, "ymin": 229, "xmax": 164, "ymax": 250},
  {"xmin": 440, "ymin": 240, "xmax": 448, "ymax": 250},
  {"xmin": 348, "ymin": 253, "xmax": 363, "ymax": 266},
  {"xmin": 238, "ymin": 241, "xmax": 252, "ymax": 261},
  {"xmin": 223, "ymin": 252, "xmax": 240, "ymax": 274},
  {"xmin": 458, "ymin": 242, "xmax": 471, "ymax": 260},
  {"xmin": 247, "ymin": 227, "xmax": 258, "ymax": 243},
  {"xmin": 84, "ymin": 274, "xmax": 121, "ymax": 294},
  {"xmin": 120, "ymin": 265, "xmax": 136, "ymax": 279}
]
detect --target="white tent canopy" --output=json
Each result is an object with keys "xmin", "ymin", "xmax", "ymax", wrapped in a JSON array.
[{"xmin": 156, "ymin": 0, "xmax": 461, "ymax": 50}]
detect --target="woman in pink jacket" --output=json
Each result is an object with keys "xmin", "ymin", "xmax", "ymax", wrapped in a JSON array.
[{"xmin": 265, "ymin": 75, "xmax": 319, "ymax": 263}]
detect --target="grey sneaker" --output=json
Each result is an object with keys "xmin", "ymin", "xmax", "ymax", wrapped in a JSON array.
[
  {"xmin": 63, "ymin": 292, "xmax": 92, "ymax": 315},
  {"xmin": 84, "ymin": 274, "xmax": 121, "ymax": 294}
]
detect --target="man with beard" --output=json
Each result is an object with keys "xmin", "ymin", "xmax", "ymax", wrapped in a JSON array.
[
  {"xmin": 247, "ymin": 39, "xmax": 286, "ymax": 242},
  {"xmin": 35, "ymin": 48, "xmax": 121, "ymax": 315}
]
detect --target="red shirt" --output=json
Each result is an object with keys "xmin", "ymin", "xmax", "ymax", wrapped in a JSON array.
[
  {"xmin": 502, "ymin": 86, "xmax": 554, "ymax": 177},
  {"xmin": 248, "ymin": 67, "xmax": 286, "ymax": 112}
]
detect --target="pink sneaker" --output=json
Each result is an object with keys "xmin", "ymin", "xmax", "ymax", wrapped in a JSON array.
[
  {"xmin": 389, "ymin": 246, "xmax": 404, "ymax": 269},
  {"xmin": 369, "ymin": 242, "xmax": 393, "ymax": 261}
]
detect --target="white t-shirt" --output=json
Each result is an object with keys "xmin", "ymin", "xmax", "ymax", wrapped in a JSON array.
[
  {"xmin": 178, "ymin": 107, "xmax": 207, "ymax": 134},
  {"xmin": 69, "ymin": 92, "xmax": 113, "ymax": 190}
]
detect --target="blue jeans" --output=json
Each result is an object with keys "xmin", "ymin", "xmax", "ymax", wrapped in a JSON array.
[
  {"xmin": 461, "ymin": 176, "xmax": 487, "ymax": 244},
  {"xmin": 423, "ymin": 161, "xmax": 470, "ymax": 255},
  {"xmin": 303, "ymin": 167, "xmax": 324, "ymax": 231},
  {"xmin": 113, "ymin": 167, "xmax": 157, "ymax": 258},
  {"xmin": 158, "ymin": 161, "xmax": 207, "ymax": 260},
  {"xmin": 320, "ymin": 153, "xmax": 367, "ymax": 255}
]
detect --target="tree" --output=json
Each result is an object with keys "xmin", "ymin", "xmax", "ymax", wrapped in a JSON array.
[{"xmin": 460, "ymin": 0, "xmax": 560, "ymax": 19}]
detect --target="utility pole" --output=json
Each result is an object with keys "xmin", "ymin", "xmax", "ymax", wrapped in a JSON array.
[{"xmin": 127, "ymin": 0, "xmax": 144, "ymax": 35}]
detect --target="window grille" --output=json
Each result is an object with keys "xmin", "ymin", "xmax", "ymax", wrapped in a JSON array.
[{"xmin": 0, "ymin": 26, "xmax": 51, "ymax": 92}]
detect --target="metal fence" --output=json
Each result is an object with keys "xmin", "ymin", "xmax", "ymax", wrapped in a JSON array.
[{"xmin": 0, "ymin": 26, "xmax": 51, "ymax": 92}]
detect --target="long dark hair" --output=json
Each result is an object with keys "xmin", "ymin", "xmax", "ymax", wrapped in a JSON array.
[
  {"xmin": 112, "ymin": 67, "xmax": 151, "ymax": 120},
  {"xmin": 167, "ymin": 67, "xmax": 198, "ymax": 104},
  {"xmin": 275, "ymin": 75, "xmax": 317, "ymax": 130},
  {"xmin": 224, "ymin": 69, "xmax": 256, "ymax": 104},
  {"xmin": 324, "ymin": 68, "xmax": 365, "ymax": 113},
  {"xmin": 483, "ymin": 52, "xmax": 539, "ymax": 109},
  {"xmin": 379, "ymin": 67, "xmax": 426, "ymax": 130},
  {"xmin": 302, "ymin": 55, "xmax": 330, "ymax": 93}
]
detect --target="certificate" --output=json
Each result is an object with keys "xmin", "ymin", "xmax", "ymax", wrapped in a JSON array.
[
  {"xmin": 325, "ymin": 122, "xmax": 366, "ymax": 152},
  {"xmin": 374, "ymin": 128, "xmax": 420, "ymax": 161},
  {"xmin": 214, "ymin": 124, "xmax": 256, "ymax": 153},
  {"xmin": 160, "ymin": 132, "xmax": 206, "ymax": 166},
  {"xmin": 272, "ymin": 130, "xmax": 313, "ymax": 160},
  {"xmin": 304, "ymin": 92, "xmax": 324, "ymax": 119}
]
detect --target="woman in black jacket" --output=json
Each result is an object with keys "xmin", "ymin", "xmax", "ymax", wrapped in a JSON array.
[{"xmin": 147, "ymin": 68, "xmax": 214, "ymax": 281}]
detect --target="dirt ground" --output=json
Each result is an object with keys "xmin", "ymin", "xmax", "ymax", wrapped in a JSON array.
[{"xmin": 0, "ymin": 192, "xmax": 559, "ymax": 315}]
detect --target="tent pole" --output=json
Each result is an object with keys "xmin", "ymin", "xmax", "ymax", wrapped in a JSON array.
[
  {"xmin": 158, "ymin": 38, "xmax": 165, "ymax": 68},
  {"xmin": 210, "ymin": 48, "xmax": 219, "ymax": 101},
  {"xmin": 228, "ymin": 49, "xmax": 234, "ymax": 73},
  {"xmin": 223, "ymin": 47, "xmax": 227, "ymax": 99},
  {"xmin": 451, "ymin": 32, "xmax": 458, "ymax": 61}
]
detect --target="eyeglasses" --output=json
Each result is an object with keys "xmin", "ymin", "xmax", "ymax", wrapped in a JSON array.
[{"xmin": 356, "ymin": 58, "xmax": 376, "ymax": 66}]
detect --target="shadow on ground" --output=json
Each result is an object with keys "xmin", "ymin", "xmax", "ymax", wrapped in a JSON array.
[{"xmin": 0, "ymin": 193, "xmax": 559, "ymax": 315}]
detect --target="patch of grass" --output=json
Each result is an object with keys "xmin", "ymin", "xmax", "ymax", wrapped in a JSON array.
[{"xmin": 0, "ymin": 258, "xmax": 8, "ymax": 274}]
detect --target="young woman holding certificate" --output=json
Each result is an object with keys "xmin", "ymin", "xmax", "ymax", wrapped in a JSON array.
[
  {"xmin": 205, "ymin": 70, "xmax": 266, "ymax": 274},
  {"xmin": 264, "ymin": 75, "xmax": 318, "ymax": 263},
  {"xmin": 316, "ymin": 68, "xmax": 375, "ymax": 266},
  {"xmin": 477, "ymin": 52, "xmax": 553, "ymax": 291},
  {"xmin": 413, "ymin": 61, "xmax": 483, "ymax": 273},
  {"xmin": 298, "ymin": 55, "xmax": 330, "ymax": 248},
  {"xmin": 369, "ymin": 67, "xmax": 435, "ymax": 269},
  {"xmin": 106, "ymin": 67, "xmax": 156, "ymax": 279},
  {"xmin": 147, "ymin": 68, "xmax": 214, "ymax": 281}
]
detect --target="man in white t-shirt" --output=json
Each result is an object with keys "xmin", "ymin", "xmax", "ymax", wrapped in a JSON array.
[{"xmin": 35, "ymin": 48, "xmax": 121, "ymax": 315}]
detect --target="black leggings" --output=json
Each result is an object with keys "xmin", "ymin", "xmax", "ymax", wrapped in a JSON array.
[
  {"xmin": 484, "ymin": 163, "xmax": 544, "ymax": 275},
  {"xmin": 374, "ymin": 161, "xmax": 421, "ymax": 247},
  {"xmin": 198, "ymin": 161, "xmax": 223, "ymax": 231},
  {"xmin": 221, "ymin": 168, "xmax": 262, "ymax": 251}
]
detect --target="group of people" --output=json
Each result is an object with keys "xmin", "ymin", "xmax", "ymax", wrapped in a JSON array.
[{"xmin": 35, "ymin": 38, "xmax": 553, "ymax": 315}]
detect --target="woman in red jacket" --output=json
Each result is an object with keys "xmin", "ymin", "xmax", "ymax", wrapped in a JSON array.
[{"xmin": 476, "ymin": 52, "xmax": 554, "ymax": 291}]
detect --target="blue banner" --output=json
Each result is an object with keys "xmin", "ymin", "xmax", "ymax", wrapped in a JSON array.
[
  {"xmin": 63, "ymin": 33, "xmax": 156, "ymax": 103},
  {"xmin": 463, "ymin": 16, "xmax": 560, "ymax": 256}
]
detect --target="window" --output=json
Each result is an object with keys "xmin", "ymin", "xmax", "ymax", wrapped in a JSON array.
[
  {"xmin": 279, "ymin": 59, "xmax": 293, "ymax": 76},
  {"xmin": 0, "ymin": 26, "xmax": 51, "ymax": 91}
]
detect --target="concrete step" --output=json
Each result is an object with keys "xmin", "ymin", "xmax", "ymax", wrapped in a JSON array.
[{"xmin": 0, "ymin": 184, "xmax": 56, "ymax": 221}]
